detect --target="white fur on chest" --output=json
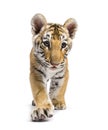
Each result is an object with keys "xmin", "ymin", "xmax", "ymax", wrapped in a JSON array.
[
  {"xmin": 46, "ymin": 68, "xmax": 60, "ymax": 80},
  {"xmin": 37, "ymin": 63, "xmax": 65, "ymax": 83}
]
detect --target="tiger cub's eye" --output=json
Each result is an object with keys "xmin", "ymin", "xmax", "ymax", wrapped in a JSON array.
[
  {"xmin": 62, "ymin": 42, "xmax": 67, "ymax": 48},
  {"xmin": 43, "ymin": 41, "xmax": 50, "ymax": 47}
]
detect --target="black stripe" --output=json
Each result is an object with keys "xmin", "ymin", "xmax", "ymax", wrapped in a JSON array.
[
  {"xmin": 41, "ymin": 54, "xmax": 45, "ymax": 57},
  {"xmin": 40, "ymin": 45, "xmax": 44, "ymax": 50},
  {"xmin": 50, "ymin": 87, "xmax": 56, "ymax": 90},
  {"xmin": 60, "ymin": 64, "xmax": 64, "ymax": 68},
  {"xmin": 64, "ymin": 54, "xmax": 68, "ymax": 58},
  {"xmin": 47, "ymin": 79, "xmax": 49, "ymax": 82},
  {"xmin": 55, "ymin": 82, "xmax": 58, "ymax": 86},
  {"xmin": 55, "ymin": 69, "xmax": 64, "ymax": 75},
  {"xmin": 55, "ymin": 75, "xmax": 64, "ymax": 79},
  {"xmin": 43, "ymin": 37, "xmax": 48, "ymax": 40},
  {"xmin": 37, "ymin": 51, "xmax": 44, "ymax": 54},
  {"xmin": 35, "ymin": 67, "xmax": 46, "ymax": 78}
]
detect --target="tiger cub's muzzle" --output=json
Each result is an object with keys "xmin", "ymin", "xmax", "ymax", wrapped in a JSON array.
[{"xmin": 50, "ymin": 50, "xmax": 64, "ymax": 66}]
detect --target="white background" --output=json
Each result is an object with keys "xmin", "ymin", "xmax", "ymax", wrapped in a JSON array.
[{"xmin": 0, "ymin": 0, "xmax": 108, "ymax": 129}]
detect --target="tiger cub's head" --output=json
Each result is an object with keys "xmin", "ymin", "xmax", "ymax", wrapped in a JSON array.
[{"xmin": 31, "ymin": 13, "xmax": 77, "ymax": 68}]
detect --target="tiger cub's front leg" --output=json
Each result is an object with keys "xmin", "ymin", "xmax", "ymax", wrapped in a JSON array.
[
  {"xmin": 49, "ymin": 69, "xmax": 69, "ymax": 110},
  {"xmin": 30, "ymin": 72, "xmax": 54, "ymax": 121}
]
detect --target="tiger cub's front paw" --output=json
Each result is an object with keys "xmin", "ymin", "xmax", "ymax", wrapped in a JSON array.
[
  {"xmin": 54, "ymin": 103, "xmax": 66, "ymax": 110},
  {"xmin": 52, "ymin": 99, "xmax": 66, "ymax": 110},
  {"xmin": 31, "ymin": 108, "xmax": 54, "ymax": 121}
]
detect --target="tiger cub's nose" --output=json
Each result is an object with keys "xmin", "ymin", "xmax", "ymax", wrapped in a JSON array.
[{"xmin": 51, "ymin": 63, "xmax": 59, "ymax": 66}]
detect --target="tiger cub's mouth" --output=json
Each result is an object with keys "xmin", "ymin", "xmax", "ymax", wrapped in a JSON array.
[
  {"xmin": 50, "ymin": 66, "xmax": 57, "ymax": 69},
  {"xmin": 50, "ymin": 63, "xmax": 59, "ymax": 70},
  {"xmin": 50, "ymin": 67, "xmax": 57, "ymax": 70}
]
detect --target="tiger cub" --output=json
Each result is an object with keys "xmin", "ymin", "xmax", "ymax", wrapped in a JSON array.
[{"xmin": 30, "ymin": 13, "xmax": 77, "ymax": 121}]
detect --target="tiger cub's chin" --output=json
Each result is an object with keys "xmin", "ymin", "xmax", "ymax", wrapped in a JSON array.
[{"xmin": 29, "ymin": 13, "xmax": 77, "ymax": 121}]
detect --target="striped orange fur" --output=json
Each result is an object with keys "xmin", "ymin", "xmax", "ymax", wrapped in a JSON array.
[{"xmin": 30, "ymin": 13, "xmax": 77, "ymax": 121}]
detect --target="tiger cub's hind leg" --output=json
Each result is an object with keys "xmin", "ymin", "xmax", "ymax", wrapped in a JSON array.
[
  {"xmin": 49, "ymin": 70, "xmax": 69, "ymax": 110},
  {"xmin": 32, "ymin": 100, "xmax": 36, "ymax": 106}
]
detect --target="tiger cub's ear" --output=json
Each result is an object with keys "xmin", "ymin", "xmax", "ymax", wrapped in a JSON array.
[
  {"xmin": 31, "ymin": 13, "xmax": 47, "ymax": 35},
  {"xmin": 64, "ymin": 18, "xmax": 77, "ymax": 39}
]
